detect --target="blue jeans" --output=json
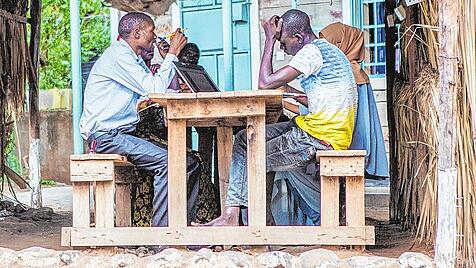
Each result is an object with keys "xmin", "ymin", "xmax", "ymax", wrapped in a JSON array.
[
  {"xmin": 226, "ymin": 120, "xmax": 331, "ymax": 207},
  {"xmin": 91, "ymin": 129, "xmax": 199, "ymax": 227}
]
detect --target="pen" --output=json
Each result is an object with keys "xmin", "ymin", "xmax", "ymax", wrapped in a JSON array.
[{"xmin": 157, "ymin": 28, "xmax": 187, "ymax": 41}]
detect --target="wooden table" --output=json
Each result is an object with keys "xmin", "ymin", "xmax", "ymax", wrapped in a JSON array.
[
  {"xmin": 149, "ymin": 90, "xmax": 283, "ymax": 227},
  {"xmin": 62, "ymin": 90, "xmax": 373, "ymax": 247}
]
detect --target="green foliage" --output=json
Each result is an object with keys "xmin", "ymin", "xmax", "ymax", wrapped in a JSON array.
[
  {"xmin": 40, "ymin": 0, "xmax": 110, "ymax": 90},
  {"xmin": 41, "ymin": 179, "xmax": 57, "ymax": 186},
  {"xmin": 5, "ymin": 131, "xmax": 21, "ymax": 175}
]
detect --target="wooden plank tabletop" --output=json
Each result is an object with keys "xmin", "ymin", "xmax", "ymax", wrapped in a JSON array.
[
  {"xmin": 149, "ymin": 90, "xmax": 283, "ymax": 107},
  {"xmin": 148, "ymin": 90, "xmax": 283, "ymax": 126}
]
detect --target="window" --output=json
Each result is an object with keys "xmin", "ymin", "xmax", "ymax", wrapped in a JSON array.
[{"xmin": 359, "ymin": 0, "xmax": 386, "ymax": 76}]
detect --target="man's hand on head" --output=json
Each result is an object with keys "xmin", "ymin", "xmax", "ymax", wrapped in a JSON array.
[
  {"xmin": 261, "ymin": 15, "xmax": 283, "ymax": 42},
  {"xmin": 168, "ymin": 28, "xmax": 188, "ymax": 56}
]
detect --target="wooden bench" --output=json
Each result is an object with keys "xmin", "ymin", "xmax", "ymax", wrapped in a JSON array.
[
  {"xmin": 317, "ymin": 150, "xmax": 371, "ymax": 230},
  {"xmin": 66, "ymin": 154, "xmax": 134, "ymax": 238}
]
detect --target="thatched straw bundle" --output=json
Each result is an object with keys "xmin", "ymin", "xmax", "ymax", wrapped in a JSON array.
[
  {"xmin": 393, "ymin": 0, "xmax": 476, "ymax": 266},
  {"xmin": 455, "ymin": 0, "xmax": 476, "ymax": 266},
  {"xmin": 394, "ymin": 67, "xmax": 439, "ymax": 240}
]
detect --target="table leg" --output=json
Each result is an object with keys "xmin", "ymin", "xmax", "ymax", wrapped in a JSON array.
[
  {"xmin": 216, "ymin": 127, "xmax": 233, "ymax": 214},
  {"xmin": 247, "ymin": 114, "xmax": 266, "ymax": 227},
  {"xmin": 168, "ymin": 119, "xmax": 187, "ymax": 227}
]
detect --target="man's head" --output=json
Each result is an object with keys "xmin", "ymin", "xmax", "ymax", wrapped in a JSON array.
[
  {"xmin": 178, "ymin": 43, "xmax": 200, "ymax": 65},
  {"xmin": 278, "ymin": 9, "xmax": 315, "ymax": 55},
  {"xmin": 118, "ymin": 12, "xmax": 156, "ymax": 55}
]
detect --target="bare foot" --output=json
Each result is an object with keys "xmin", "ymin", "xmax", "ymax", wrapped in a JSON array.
[{"xmin": 192, "ymin": 206, "xmax": 240, "ymax": 226}]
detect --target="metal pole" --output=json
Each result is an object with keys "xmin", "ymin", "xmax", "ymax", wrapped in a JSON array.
[
  {"xmin": 70, "ymin": 0, "xmax": 83, "ymax": 154},
  {"xmin": 222, "ymin": 0, "xmax": 234, "ymax": 91}
]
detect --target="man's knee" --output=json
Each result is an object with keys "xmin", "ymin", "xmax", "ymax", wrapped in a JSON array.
[{"xmin": 235, "ymin": 129, "xmax": 247, "ymax": 146}]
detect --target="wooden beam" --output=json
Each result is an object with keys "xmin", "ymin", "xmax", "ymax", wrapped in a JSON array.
[
  {"xmin": 321, "ymin": 176, "xmax": 340, "ymax": 227},
  {"xmin": 247, "ymin": 113, "xmax": 266, "ymax": 227},
  {"xmin": 167, "ymin": 119, "xmax": 187, "ymax": 227},
  {"xmin": 65, "ymin": 226, "xmax": 375, "ymax": 246},
  {"xmin": 61, "ymin": 227, "xmax": 71, "ymax": 246},
  {"xmin": 315, "ymin": 150, "xmax": 366, "ymax": 158},
  {"xmin": 72, "ymin": 182, "xmax": 90, "ymax": 228},
  {"xmin": 167, "ymin": 99, "xmax": 266, "ymax": 120},
  {"xmin": 345, "ymin": 176, "xmax": 365, "ymax": 226},
  {"xmin": 70, "ymin": 160, "xmax": 114, "ymax": 182},
  {"xmin": 318, "ymin": 156, "xmax": 365, "ymax": 177},
  {"xmin": 115, "ymin": 184, "xmax": 131, "ymax": 227},
  {"xmin": 216, "ymin": 127, "xmax": 233, "ymax": 214},
  {"xmin": 435, "ymin": 0, "xmax": 459, "ymax": 266},
  {"xmin": 95, "ymin": 180, "xmax": 115, "ymax": 228},
  {"xmin": 4, "ymin": 165, "xmax": 28, "ymax": 189}
]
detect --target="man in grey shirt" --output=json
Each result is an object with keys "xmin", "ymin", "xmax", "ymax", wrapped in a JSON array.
[{"xmin": 80, "ymin": 12, "xmax": 196, "ymax": 227}]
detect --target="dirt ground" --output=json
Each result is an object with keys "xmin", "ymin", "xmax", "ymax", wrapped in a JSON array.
[{"xmin": 0, "ymin": 204, "xmax": 434, "ymax": 259}]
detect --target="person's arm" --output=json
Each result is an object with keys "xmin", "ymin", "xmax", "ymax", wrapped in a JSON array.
[
  {"xmin": 113, "ymin": 29, "xmax": 188, "ymax": 95},
  {"xmin": 258, "ymin": 16, "xmax": 302, "ymax": 89},
  {"xmin": 113, "ymin": 52, "xmax": 178, "ymax": 95}
]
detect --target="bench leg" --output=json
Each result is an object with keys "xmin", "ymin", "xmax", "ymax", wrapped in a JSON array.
[
  {"xmin": 345, "ymin": 176, "xmax": 365, "ymax": 226},
  {"xmin": 115, "ymin": 184, "xmax": 131, "ymax": 227},
  {"xmin": 95, "ymin": 180, "xmax": 115, "ymax": 228},
  {"xmin": 73, "ymin": 182, "xmax": 90, "ymax": 227},
  {"xmin": 345, "ymin": 176, "xmax": 366, "ymax": 251},
  {"xmin": 321, "ymin": 176, "xmax": 340, "ymax": 227}
]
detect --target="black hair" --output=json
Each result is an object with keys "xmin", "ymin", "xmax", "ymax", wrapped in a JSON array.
[
  {"xmin": 118, "ymin": 12, "xmax": 153, "ymax": 39},
  {"xmin": 281, "ymin": 9, "xmax": 313, "ymax": 38},
  {"xmin": 178, "ymin": 43, "xmax": 200, "ymax": 65}
]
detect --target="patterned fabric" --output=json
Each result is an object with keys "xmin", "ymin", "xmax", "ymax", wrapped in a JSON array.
[
  {"xmin": 289, "ymin": 39, "xmax": 358, "ymax": 150},
  {"xmin": 131, "ymin": 106, "xmax": 220, "ymax": 226}
]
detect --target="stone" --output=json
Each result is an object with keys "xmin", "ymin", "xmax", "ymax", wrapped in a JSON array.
[
  {"xmin": 16, "ymin": 247, "xmax": 60, "ymax": 267},
  {"xmin": 19, "ymin": 207, "xmax": 54, "ymax": 221},
  {"xmin": 15, "ymin": 203, "xmax": 27, "ymax": 213},
  {"xmin": 0, "ymin": 200, "xmax": 15, "ymax": 211},
  {"xmin": 211, "ymin": 251, "xmax": 257, "ymax": 268},
  {"xmin": 0, "ymin": 247, "xmax": 18, "ymax": 266},
  {"xmin": 299, "ymin": 249, "xmax": 340, "ymax": 268},
  {"xmin": 257, "ymin": 251, "xmax": 294, "ymax": 268},
  {"xmin": 399, "ymin": 252, "xmax": 435, "ymax": 268},
  {"xmin": 145, "ymin": 248, "xmax": 189, "ymax": 268},
  {"xmin": 83, "ymin": 256, "xmax": 111, "ymax": 267},
  {"xmin": 111, "ymin": 254, "xmax": 139, "ymax": 267},
  {"xmin": 346, "ymin": 256, "xmax": 399, "ymax": 268},
  {"xmin": 59, "ymin": 250, "xmax": 83, "ymax": 266},
  {"xmin": 0, "ymin": 210, "xmax": 14, "ymax": 217},
  {"xmin": 190, "ymin": 248, "xmax": 214, "ymax": 266}
]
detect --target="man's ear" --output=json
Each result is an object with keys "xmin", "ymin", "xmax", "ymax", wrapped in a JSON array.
[
  {"xmin": 294, "ymin": 33, "xmax": 304, "ymax": 44},
  {"xmin": 133, "ymin": 28, "xmax": 141, "ymax": 39}
]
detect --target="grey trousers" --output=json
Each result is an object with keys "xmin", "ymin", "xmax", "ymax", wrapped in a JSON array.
[
  {"xmin": 91, "ymin": 129, "xmax": 199, "ymax": 227},
  {"xmin": 226, "ymin": 120, "xmax": 332, "ymax": 207}
]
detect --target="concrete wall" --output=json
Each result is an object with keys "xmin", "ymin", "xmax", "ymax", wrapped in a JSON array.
[{"xmin": 18, "ymin": 110, "xmax": 74, "ymax": 184}]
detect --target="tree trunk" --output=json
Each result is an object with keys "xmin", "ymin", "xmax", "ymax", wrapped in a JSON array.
[
  {"xmin": 385, "ymin": 0, "xmax": 398, "ymax": 223},
  {"xmin": 435, "ymin": 0, "xmax": 459, "ymax": 266},
  {"xmin": 28, "ymin": 0, "xmax": 42, "ymax": 208}
]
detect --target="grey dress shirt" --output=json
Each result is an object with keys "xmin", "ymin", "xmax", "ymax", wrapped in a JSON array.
[{"xmin": 80, "ymin": 39, "xmax": 178, "ymax": 140}]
